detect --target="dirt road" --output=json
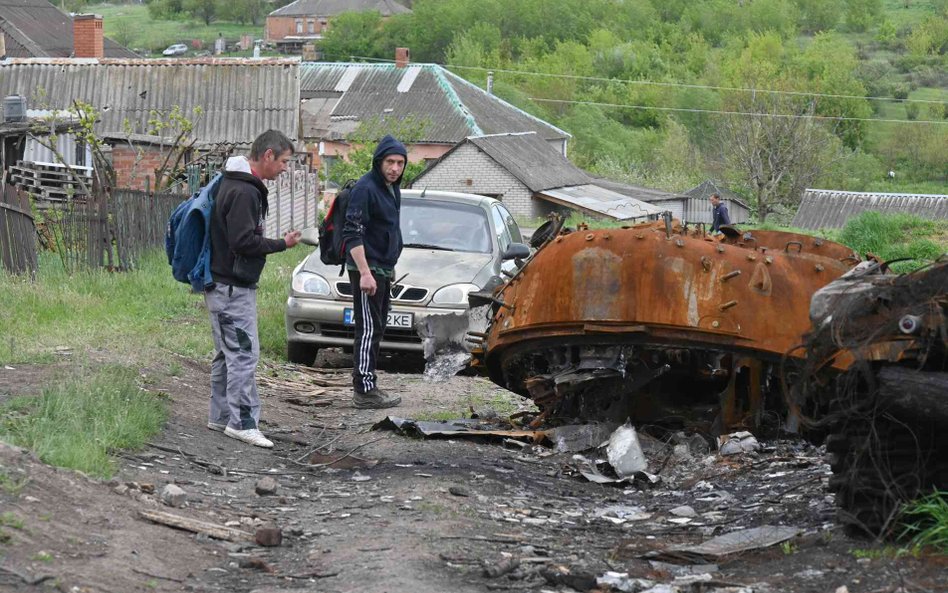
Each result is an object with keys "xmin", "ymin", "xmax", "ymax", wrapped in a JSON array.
[{"xmin": 1, "ymin": 351, "xmax": 944, "ymax": 593}]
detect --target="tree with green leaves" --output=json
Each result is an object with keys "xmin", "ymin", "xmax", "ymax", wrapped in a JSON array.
[
  {"xmin": 219, "ymin": 0, "xmax": 267, "ymax": 25},
  {"xmin": 326, "ymin": 116, "xmax": 430, "ymax": 188},
  {"xmin": 319, "ymin": 12, "xmax": 387, "ymax": 62},
  {"xmin": 185, "ymin": 0, "xmax": 218, "ymax": 26},
  {"xmin": 713, "ymin": 33, "xmax": 848, "ymax": 221}
]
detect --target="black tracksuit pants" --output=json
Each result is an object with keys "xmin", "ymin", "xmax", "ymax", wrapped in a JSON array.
[{"xmin": 349, "ymin": 270, "xmax": 391, "ymax": 394}]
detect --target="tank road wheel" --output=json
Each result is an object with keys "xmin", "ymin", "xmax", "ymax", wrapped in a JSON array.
[{"xmin": 287, "ymin": 341, "xmax": 319, "ymax": 366}]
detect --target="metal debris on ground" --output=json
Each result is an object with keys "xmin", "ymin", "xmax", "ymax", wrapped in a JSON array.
[
  {"xmin": 372, "ymin": 416, "xmax": 547, "ymax": 444},
  {"xmin": 606, "ymin": 422, "xmax": 648, "ymax": 477},
  {"xmin": 716, "ymin": 431, "xmax": 761, "ymax": 456},
  {"xmin": 651, "ymin": 525, "xmax": 801, "ymax": 561}
]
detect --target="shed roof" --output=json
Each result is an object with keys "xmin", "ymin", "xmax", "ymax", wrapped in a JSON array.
[
  {"xmin": 0, "ymin": 58, "xmax": 300, "ymax": 147},
  {"xmin": 792, "ymin": 189, "xmax": 948, "ymax": 229},
  {"xmin": 299, "ymin": 62, "xmax": 568, "ymax": 144},
  {"xmin": 537, "ymin": 184, "xmax": 664, "ymax": 221},
  {"xmin": 587, "ymin": 176, "xmax": 684, "ymax": 202},
  {"xmin": 0, "ymin": 0, "xmax": 137, "ymax": 58},
  {"xmin": 269, "ymin": 0, "xmax": 410, "ymax": 17},
  {"xmin": 683, "ymin": 180, "xmax": 751, "ymax": 211}
]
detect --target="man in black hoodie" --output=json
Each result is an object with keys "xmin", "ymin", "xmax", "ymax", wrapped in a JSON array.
[
  {"xmin": 342, "ymin": 135, "xmax": 408, "ymax": 409},
  {"xmin": 205, "ymin": 130, "xmax": 302, "ymax": 448}
]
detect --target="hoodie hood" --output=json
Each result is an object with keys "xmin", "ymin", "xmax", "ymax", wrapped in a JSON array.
[
  {"xmin": 371, "ymin": 134, "xmax": 409, "ymax": 187},
  {"xmin": 225, "ymin": 155, "xmax": 252, "ymax": 174},
  {"xmin": 221, "ymin": 155, "xmax": 269, "ymax": 217}
]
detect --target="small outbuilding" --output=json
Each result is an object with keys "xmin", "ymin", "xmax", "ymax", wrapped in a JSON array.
[
  {"xmin": 411, "ymin": 132, "xmax": 661, "ymax": 221},
  {"xmin": 679, "ymin": 180, "xmax": 751, "ymax": 225}
]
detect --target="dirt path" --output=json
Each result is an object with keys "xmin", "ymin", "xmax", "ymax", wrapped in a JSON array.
[{"xmin": 1, "ymin": 352, "xmax": 945, "ymax": 593}]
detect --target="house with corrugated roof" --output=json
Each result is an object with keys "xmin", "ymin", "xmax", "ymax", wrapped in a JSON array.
[
  {"xmin": 266, "ymin": 0, "xmax": 410, "ymax": 54},
  {"xmin": 0, "ymin": 2, "xmax": 136, "ymax": 58},
  {"xmin": 410, "ymin": 132, "xmax": 662, "ymax": 220},
  {"xmin": 0, "ymin": 56, "xmax": 300, "ymax": 191},
  {"xmin": 299, "ymin": 59, "xmax": 571, "ymax": 174},
  {"xmin": 792, "ymin": 189, "xmax": 948, "ymax": 229}
]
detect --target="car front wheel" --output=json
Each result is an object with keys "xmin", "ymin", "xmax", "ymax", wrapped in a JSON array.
[{"xmin": 287, "ymin": 341, "xmax": 319, "ymax": 366}]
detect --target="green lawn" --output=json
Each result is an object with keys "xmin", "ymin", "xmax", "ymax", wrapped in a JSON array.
[{"xmin": 89, "ymin": 3, "xmax": 265, "ymax": 55}]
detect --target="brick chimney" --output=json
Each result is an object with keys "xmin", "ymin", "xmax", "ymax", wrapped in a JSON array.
[
  {"xmin": 395, "ymin": 47, "xmax": 410, "ymax": 68},
  {"xmin": 73, "ymin": 14, "xmax": 104, "ymax": 59}
]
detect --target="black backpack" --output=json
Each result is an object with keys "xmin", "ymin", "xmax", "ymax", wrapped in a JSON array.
[{"xmin": 318, "ymin": 179, "xmax": 356, "ymax": 267}]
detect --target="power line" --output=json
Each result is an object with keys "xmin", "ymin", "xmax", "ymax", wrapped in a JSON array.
[
  {"xmin": 529, "ymin": 97, "xmax": 948, "ymax": 125},
  {"xmin": 444, "ymin": 63, "xmax": 948, "ymax": 106},
  {"xmin": 347, "ymin": 57, "xmax": 947, "ymax": 106}
]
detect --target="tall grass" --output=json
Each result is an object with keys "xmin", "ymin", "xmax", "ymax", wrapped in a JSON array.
[
  {"xmin": 0, "ymin": 366, "xmax": 168, "ymax": 478},
  {"xmin": 900, "ymin": 490, "xmax": 948, "ymax": 554},
  {"xmin": 837, "ymin": 211, "xmax": 946, "ymax": 271},
  {"xmin": 0, "ymin": 246, "xmax": 304, "ymax": 365},
  {"xmin": 0, "ymin": 250, "xmax": 210, "ymax": 365},
  {"xmin": 0, "ymin": 243, "xmax": 305, "ymax": 475}
]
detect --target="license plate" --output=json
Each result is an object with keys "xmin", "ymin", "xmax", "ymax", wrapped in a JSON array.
[{"xmin": 344, "ymin": 308, "xmax": 414, "ymax": 328}]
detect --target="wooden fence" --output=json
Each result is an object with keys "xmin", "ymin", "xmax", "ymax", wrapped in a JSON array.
[
  {"xmin": 0, "ymin": 185, "xmax": 37, "ymax": 277},
  {"xmin": 0, "ymin": 164, "xmax": 319, "ymax": 277}
]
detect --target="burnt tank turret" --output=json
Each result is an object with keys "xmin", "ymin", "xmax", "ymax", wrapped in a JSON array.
[{"xmin": 471, "ymin": 218, "xmax": 860, "ymax": 433}]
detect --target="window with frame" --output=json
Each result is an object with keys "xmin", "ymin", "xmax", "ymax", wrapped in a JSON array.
[
  {"xmin": 295, "ymin": 19, "xmax": 303, "ymax": 33},
  {"xmin": 495, "ymin": 204, "xmax": 523, "ymax": 244},
  {"xmin": 491, "ymin": 206, "xmax": 512, "ymax": 253}
]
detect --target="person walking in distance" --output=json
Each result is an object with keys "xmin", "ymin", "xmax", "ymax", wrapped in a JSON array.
[
  {"xmin": 710, "ymin": 193, "xmax": 731, "ymax": 234},
  {"xmin": 342, "ymin": 135, "xmax": 408, "ymax": 409},
  {"xmin": 206, "ymin": 130, "xmax": 302, "ymax": 448}
]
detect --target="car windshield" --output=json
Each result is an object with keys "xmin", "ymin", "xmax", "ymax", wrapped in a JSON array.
[{"xmin": 401, "ymin": 200, "xmax": 492, "ymax": 254}]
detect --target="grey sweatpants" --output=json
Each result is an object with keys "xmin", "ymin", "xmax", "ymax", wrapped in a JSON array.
[{"xmin": 204, "ymin": 283, "xmax": 261, "ymax": 430}]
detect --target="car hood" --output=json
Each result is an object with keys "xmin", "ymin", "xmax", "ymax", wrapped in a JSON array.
[{"xmin": 301, "ymin": 248, "xmax": 495, "ymax": 291}]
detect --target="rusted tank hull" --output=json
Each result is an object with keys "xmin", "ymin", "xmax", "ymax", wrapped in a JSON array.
[{"xmin": 475, "ymin": 221, "xmax": 858, "ymax": 430}]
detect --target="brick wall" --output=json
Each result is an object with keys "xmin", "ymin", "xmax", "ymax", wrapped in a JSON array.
[
  {"xmin": 411, "ymin": 144, "xmax": 542, "ymax": 218},
  {"xmin": 73, "ymin": 14, "xmax": 103, "ymax": 59},
  {"xmin": 112, "ymin": 144, "xmax": 167, "ymax": 191},
  {"xmin": 266, "ymin": 16, "xmax": 328, "ymax": 41}
]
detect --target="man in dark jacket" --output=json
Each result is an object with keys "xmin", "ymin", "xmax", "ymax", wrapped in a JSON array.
[
  {"xmin": 341, "ymin": 135, "xmax": 408, "ymax": 409},
  {"xmin": 205, "ymin": 130, "xmax": 302, "ymax": 448},
  {"xmin": 710, "ymin": 193, "xmax": 731, "ymax": 234}
]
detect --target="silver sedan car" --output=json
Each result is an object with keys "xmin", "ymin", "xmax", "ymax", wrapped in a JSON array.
[{"xmin": 285, "ymin": 189, "xmax": 529, "ymax": 364}]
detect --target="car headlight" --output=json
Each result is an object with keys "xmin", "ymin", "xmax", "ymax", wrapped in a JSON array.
[
  {"xmin": 431, "ymin": 283, "xmax": 479, "ymax": 306},
  {"xmin": 292, "ymin": 272, "xmax": 331, "ymax": 296}
]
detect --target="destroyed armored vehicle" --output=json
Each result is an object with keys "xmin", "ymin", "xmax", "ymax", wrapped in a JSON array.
[
  {"xmin": 468, "ymin": 217, "xmax": 861, "ymax": 434},
  {"xmin": 795, "ymin": 258, "xmax": 948, "ymax": 536}
]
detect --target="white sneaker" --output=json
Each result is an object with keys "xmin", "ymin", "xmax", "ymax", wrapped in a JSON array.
[
  {"xmin": 207, "ymin": 422, "xmax": 227, "ymax": 432},
  {"xmin": 224, "ymin": 426, "xmax": 274, "ymax": 448}
]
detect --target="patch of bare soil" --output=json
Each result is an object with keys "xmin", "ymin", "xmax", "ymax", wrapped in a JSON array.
[{"xmin": 1, "ymin": 351, "xmax": 946, "ymax": 593}]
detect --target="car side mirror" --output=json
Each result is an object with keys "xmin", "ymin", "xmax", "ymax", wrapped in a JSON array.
[
  {"xmin": 502, "ymin": 242, "xmax": 530, "ymax": 261},
  {"xmin": 299, "ymin": 227, "xmax": 319, "ymax": 246}
]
